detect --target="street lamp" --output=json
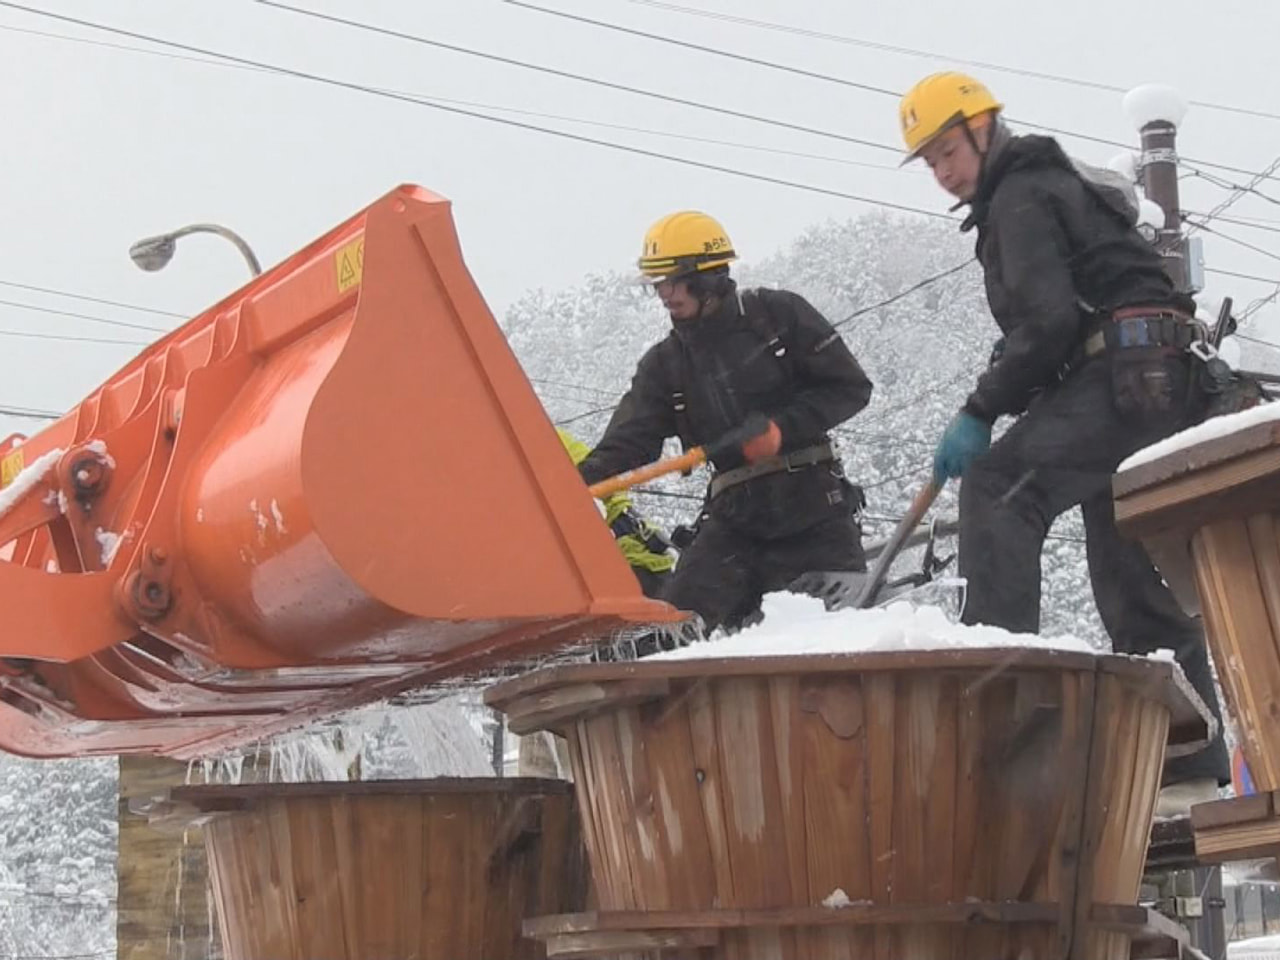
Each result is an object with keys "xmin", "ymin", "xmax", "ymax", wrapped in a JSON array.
[{"xmin": 129, "ymin": 223, "xmax": 262, "ymax": 278}]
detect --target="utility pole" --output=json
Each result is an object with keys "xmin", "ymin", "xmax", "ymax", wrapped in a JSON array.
[{"xmin": 1124, "ymin": 84, "xmax": 1200, "ymax": 295}]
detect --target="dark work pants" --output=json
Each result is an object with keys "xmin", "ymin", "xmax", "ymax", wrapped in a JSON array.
[
  {"xmin": 958, "ymin": 360, "xmax": 1229, "ymax": 786},
  {"xmin": 632, "ymin": 566, "xmax": 670, "ymax": 600},
  {"xmin": 664, "ymin": 510, "xmax": 865, "ymax": 634}
]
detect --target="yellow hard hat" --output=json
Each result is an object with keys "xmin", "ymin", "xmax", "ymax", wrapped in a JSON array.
[
  {"xmin": 637, "ymin": 211, "xmax": 737, "ymax": 282},
  {"xmin": 899, "ymin": 72, "xmax": 1003, "ymax": 160}
]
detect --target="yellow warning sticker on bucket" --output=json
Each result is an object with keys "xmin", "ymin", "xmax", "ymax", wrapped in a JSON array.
[
  {"xmin": 1, "ymin": 449, "xmax": 22, "ymax": 488},
  {"xmin": 335, "ymin": 237, "xmax": 365, "ymax": 293}
]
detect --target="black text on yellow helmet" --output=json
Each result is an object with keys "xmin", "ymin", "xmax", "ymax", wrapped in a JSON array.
[
  {"xmin": 637, "ymin": 211, "xmax": 737, "ymax": 282},
  {"xmin": 899, "ymin": 72, "xmax": 1003, "ymax": 160}
]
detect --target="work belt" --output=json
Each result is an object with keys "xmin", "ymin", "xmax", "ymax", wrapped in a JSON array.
[
  {"xmin": 1082, "ymin": 306, "xmax": 1200, "ymax": 359},
  {"xmin": 708, "ymin": 441, "xmax": 835, "ymax": 499}
]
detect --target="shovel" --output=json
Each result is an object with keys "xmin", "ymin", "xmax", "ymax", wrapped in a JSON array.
[{"xmin": 789, "ymin": 479, "xmax": 946, "ymax": 610}]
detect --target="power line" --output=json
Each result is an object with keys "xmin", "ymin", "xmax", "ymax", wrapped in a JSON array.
[
  {"xmin": 1193, "ymin": 222, "xmax": 1280, "ymax": 265},
  {"xmin": 505, "ymin": 0, "xmax": 899, "ymax": 97},
  {"xmin": 1185, "ymin": 212, "xmax": 1280, "ymax": 237},
  {"xmin": 0, "ymin": 19, "xmax": 918, "ymax": 176},
  {"xmin": 252, "ymin": 0, "xmax": 901, "ymax": 156},
  {"xmin": 0, "ymin": 404, "xmax": 62, "ymax": 420},
  {"xmin": 1186, "ymin": 154, "xmax": 1280, "ymax": 235},
  {"xmin": 833, "ymin": 259, "xmax": 975, "ymax": 330},
  {"xmin": 2, "ymin": 3, "xmax": 953, "ymax": 221},
  {"xmin": 1205, "ymin": 266, "xmax": 1280, "ymax": 285},
  {"xmin": 0, "ymin": 297, "xmax": 168, "ymax": 333},
  {"xmin": 611, "ymin": 0, "xmax": 1280, "ymax": 131},
  {"xmin": 513, "ymin": 0, "xmax": 1280, "ymax": 181},
  {"xmin": 0, "ymin": 279, "xmax": 183, "ymax": 320},
  {"xmin": 0, "ymin": 328, "xmax": 148, "ymax": 347}
]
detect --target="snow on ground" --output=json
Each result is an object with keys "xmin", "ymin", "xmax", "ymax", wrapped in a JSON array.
[
  {"xmin": 1119, "ymin": 401, "xmax": 1280, "ymax": 472},
  {"xmin": 1230, "ymin": 934, "xmax": 1280, "ymax": 960},
  {"xmin": 655, "ymin": 593, "xmax": 1097, "ymax": 659}
]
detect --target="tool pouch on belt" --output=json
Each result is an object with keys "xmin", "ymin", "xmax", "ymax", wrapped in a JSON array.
[
  {"xmin": 1101, "ymin": 314, "xmax": 1191, "ymax": 422},
  {"xmin": 1195, "ymin": 356, "xmax": 1268, "ymax": 420}
]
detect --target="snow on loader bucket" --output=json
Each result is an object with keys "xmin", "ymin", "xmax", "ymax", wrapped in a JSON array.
[{"xmin": 0, "ymin": 184, "xmax": 677, "ymax": 759}]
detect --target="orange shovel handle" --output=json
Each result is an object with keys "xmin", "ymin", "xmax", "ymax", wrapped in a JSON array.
[{"xmin": 588, "ymin": 448, "xmax": 707, "ymax": 499}]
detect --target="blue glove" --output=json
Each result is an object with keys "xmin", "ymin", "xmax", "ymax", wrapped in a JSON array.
[{"xmin": 933, "ymin": 411, "xmax": 992, "ymax": 481}]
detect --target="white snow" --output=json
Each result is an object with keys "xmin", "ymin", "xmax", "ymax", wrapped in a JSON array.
[
  {"xmin": 0, "ymin": 447, "xmax": 64, "ymax": 520},
  {"xmin": 822, "ymin": 888, "xmax": 852, "ymax": 908},
  {"xmin": 1138, "ymin": 197, "xmax": 1166, "ymax": 231},
  {"xmin": 269, "ymin": 498, "xmax": 287, "ymax": 534},
  {"xmin": 654, "ymin": 593, "xmax": 1095, "ymax": 660},
  {"xmin": 1106, "ymin": 150, "xmax": 1138, "ymax": 182},
  {"xmin": 1119, "ymin": 401, "xmax": 1280, "ymax": 472},
  {"xmin": 83, "ymin": 439, "xmax": 115, "ymax": 469},
  {"xmin": 1123, "ymin": 83, "xmax": 1189, "ymax": 129},
  {"xmin": 93, "ymin": 528, "xmax": 121, "ymax": 567},
  {"xmin": 1230, "ymin": 935, "xmax": 1280, "ymax": 960}
]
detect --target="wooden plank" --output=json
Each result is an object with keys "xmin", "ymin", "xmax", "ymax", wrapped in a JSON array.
[
  {"xmin": 1114, "ymin": 443, "xmax": 1280, "ymax": 539},
  {"xmin": 116, "ymin": 754, "xmax": 221, "ymax": 960},
  {"xmin": 286, "ymin": 796, "xmax": 350, "ymax": 959},
  {"xmin": 543, "ymin": 928, "xmax": 719, "ymax": 958},
  {"xmin": 524, "ymin": 901, "xmax": 1062, "ymax": 935},
  {"xmin": 686, "ymin": 676, "xmax": 737, "ymax": 908},
  {"xmin": 502, "ymin": 678, "xmax": 671, "ymax": 735},
  {"xmin": 766, "ymin": 676, "xmax": 810, "ymax": 944},
  {"xmin": 1189, "ymin": 791, "xmax": 1277, "ymax": 832},
  {"xmin": 1096, "ymin": 655, "xmax": 1211, "ymax": 752},
  {"xmin": 1193, "ymin": 519, "xmax": 1280, "ymax": 789},
  {"xmin": 1051, "ymin": 670, "xmax": 1096, "ymax": 960},
  {"xmin": 584, "ymin": 710, "xmax": 648, "ymax": 911},
  {"xmin": 864, "ymin": 672, "xmax": 896, "ymax": 960},
  {"xmin": 712, "ymin": 678, "xmax": 791, "ymax": 911},
  {"xmin": 799, "ymin": 674, "xmax": 870, "ymax": 960},
  {"xmin": 1113, "ymin": 418, "xmax": 1280, "ymax": 498},
  {"xmin": 566, "ymin": 720, "xmax": 614, "ymax": 908},
  {"xmin": 611, "ymin": 704, "xmax": 673, "ymax": 909},
  {"xmin": 484, "ymin": 648, "xmax": 1103, "ymax": 711},
  {"xmin": 170, "ymin": 776, "xmax": 572, "ymax": 809}
]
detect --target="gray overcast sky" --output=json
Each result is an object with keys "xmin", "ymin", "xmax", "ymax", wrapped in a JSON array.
[{"xmin": 0, "ymin": 0, "xmax": 1277, "ymax": 431}]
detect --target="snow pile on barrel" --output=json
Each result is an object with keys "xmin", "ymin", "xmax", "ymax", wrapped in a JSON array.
[
  {"xmin": 656, "ymin": 593, "xmax": 1096, "ymax": 659},
  {"xmin": 1119, "ymin": 401, "xmax": 1280, "ymax": 472}
]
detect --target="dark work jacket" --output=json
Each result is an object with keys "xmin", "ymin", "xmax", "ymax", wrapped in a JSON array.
[
  {"xmin": 577, "ymin": 286, "xmax": 873, "ymax": 538},
  {"xmin": 961, "ymin": 134, "xmax": 1190, "ymax": 422}
]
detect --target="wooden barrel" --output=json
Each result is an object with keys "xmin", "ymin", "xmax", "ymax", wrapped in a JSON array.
[
  {"xmin": 1114, "ymin": 415, "xmax": 1280, "ymax": 791},
  {"xmin": 168, "ymin": 778, "xmax": 588, "ymax": 960},
  {"xmin": 486, "ymin": 649, "xmax": 1211, "ymax": 960}
]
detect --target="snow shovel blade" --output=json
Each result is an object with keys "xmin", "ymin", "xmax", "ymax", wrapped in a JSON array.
[{"xmin": 788, "ymin": 569, "xmax": 871, "ymax": 610}]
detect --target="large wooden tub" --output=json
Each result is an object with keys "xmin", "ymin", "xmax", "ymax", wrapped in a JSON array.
[
  {"xmin": 486, "ymin": 649, "xmax": 1211, "ymax": 960},
  {"xmin": 1115, "ymin": 413, "xmax": 1280, "ymax": 790},
  {"xmin": 167, "ymin": 777, "xmax": 589, "ymax": 960}
]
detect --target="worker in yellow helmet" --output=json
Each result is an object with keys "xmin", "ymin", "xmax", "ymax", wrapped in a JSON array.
[
  {"xmin": 901, "ymin": 71, "xmax": 1227, "ymax": 813},
  {"xmin": 557, "ymin": 428, "xmax": 673, "ymax": 598},
  {"xmin": 574, "ymin": 211, "xmax": 873, "ymax": 633}
]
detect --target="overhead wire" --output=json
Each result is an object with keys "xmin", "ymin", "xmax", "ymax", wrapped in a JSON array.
[
  {"xmin": 251, "ymin": 0, "xmax": 901, "ymax": 156},
  {"xmin": 610, "ymin": 0, "xmax": 1280, "ymax": 131},
  {"xmin": 0, "ymin": 20, "xmax": 920, "ymax": 175},
  {"xmin": 0, "ymin": 2, "xmax": 953, "ymax": 221},
  {"xmin": 503, "ymin": 0, "xmax": 1280, "ymax": 181}
]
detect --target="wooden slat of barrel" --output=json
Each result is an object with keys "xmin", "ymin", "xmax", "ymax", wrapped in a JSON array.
[{"xmin": 1193, "ymin": 517, "xmax": 1280, "ymax": 788}]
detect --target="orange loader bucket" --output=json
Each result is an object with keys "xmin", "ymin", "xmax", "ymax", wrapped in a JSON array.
[{"xmin": 0, "ymin": 184, "xmax": 678, "ymax": 758}]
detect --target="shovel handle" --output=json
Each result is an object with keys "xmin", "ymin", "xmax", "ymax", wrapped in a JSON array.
[
  {"xmin": 852, "ymin": 479, "xmax": 943, "ymax": 609},
  {"xmin": 588, "ymin": 448, "xmax": 707, "ymax": 499}
]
